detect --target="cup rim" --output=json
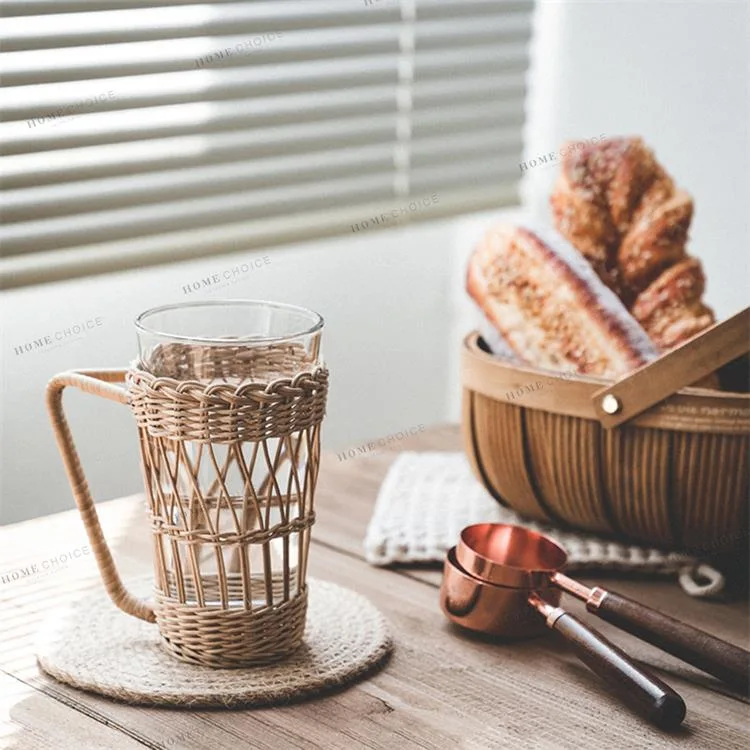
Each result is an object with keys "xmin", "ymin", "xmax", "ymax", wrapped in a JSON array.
[{"xmin": 134, "ymin": 299, "xmax": 324, "ymax": 345}]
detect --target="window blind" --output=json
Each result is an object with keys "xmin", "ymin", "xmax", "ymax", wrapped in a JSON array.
[{"xmin": 0, "ymin": 0, "xmax": 533, "ymax": 288}]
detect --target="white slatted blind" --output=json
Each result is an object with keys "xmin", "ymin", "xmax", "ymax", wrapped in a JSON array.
[{"xmin": 0, "ymin": 0, "xmax": 533, "ymax": 288}]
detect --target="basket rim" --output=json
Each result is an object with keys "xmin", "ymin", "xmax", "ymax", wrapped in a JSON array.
[{"xmin": 462, "ymin": 331, "xmax": 750, "ymax": 434}]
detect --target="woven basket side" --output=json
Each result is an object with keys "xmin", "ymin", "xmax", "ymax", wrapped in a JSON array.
[
  {"xmin": 523, "ymin": 409, "xmax": 614, "ymax": 534},
  {"xmin": 460, "ymin": 390, "xmax": 488, "ymax": 490},
  {"xmin": 464, "ymin": 390, "xmax": 553, "ymax": 523},
  {"xmin": 671, "ymin": 431, "xmax": 750, "ymax": 553},
  {"xmin": 601, "ymin": 426, "xmax": 676, "ymax": 547}
]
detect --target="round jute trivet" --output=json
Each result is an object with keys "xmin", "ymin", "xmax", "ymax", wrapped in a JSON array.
[{"xmin": 36, "ymin": 578, "xmax": 392, "ymax": 708}]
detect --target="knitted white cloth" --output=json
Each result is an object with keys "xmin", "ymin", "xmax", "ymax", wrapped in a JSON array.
[{"xmin": 364, "ymin": 452, "xmax": 725, "ymax": 598}]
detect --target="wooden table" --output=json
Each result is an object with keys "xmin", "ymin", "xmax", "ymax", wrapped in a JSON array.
[{"xmin": 1, "ymin": 426, "xmax": 748, "ymax": 749}]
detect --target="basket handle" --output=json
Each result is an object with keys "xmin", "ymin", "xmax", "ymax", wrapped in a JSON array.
[
  {"xmin": 592, "ymin": 307, "xmax": 750, "ymax": 429},
  {"xmin": 46, "ymin": 370, "xmax": 156, "ymax": 623}
]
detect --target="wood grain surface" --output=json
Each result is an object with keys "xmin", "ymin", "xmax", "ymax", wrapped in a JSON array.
[{"xmin": 1, "ymin": 425, "xmax": 748, "ymax": 750}]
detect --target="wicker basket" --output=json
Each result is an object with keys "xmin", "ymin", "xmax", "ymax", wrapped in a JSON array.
[{"xmin": 460, "ymin": 328, "xmax": 750, "ymax": 555}]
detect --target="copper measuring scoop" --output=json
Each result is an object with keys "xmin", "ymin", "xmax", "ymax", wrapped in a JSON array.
[
  {"xmin": 441, "ymin": 547, "xmax": 686, "ymax": 729},
  {"xmin": 456, "ymin": 523, "xmax": 750, "ymax": 693}
]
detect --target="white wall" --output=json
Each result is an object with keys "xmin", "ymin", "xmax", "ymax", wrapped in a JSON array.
[
  {"xmin": 446, "ymin": 0, "xmax": 749, "ymax": 421},
  {"xmin": 0, "ymin": 221, "xmax": 457, "ymax": 524},
  {"xmin": 520, "ymin": 0, "xmax": 749, "ymax": 320}
]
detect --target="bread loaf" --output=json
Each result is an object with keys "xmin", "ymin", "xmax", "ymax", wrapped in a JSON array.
[{"xmin": 467, "ymin": 223, "xmax": 659, "ymax": 378}]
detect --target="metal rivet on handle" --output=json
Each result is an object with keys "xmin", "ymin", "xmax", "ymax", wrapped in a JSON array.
[{"xmin": 601, "ymin": 394, "xmax": 621, "ymax": 415}]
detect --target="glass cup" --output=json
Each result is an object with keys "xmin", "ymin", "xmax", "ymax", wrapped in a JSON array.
[
  {"xmin": 135, "ymin": 299, "xmax": 323, "ymax": 382},
  {"xmin": 47, "ymin": 299, "xmax": 327, "ymax": 667},
  {"xmin": 134, "ymin": 300, "xmax": 324, "ymax": 610}
]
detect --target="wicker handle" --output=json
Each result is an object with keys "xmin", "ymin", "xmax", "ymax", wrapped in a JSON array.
[
  {"xmin": 590, "ymin": 590, "xmax": 750, "ymax": 693},
  {"xmin": 593, "ymin": 307, "xmax": 750, "ymax": 428},
  {"xmin": 46, "ymin": 370, "xmax": 156, "ymax": 623}
]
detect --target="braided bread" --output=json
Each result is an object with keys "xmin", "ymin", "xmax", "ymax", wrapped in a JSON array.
[{"xmin": 550, "ymin": 137, "xmax": 714, "ymax": 349}]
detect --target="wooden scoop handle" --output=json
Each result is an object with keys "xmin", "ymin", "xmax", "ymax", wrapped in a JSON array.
[
  {"xmin": 529, "ymin": 595, "xmax": 686, "ymax": 729},
  {"xmin": 593, "ymin": 307, "xmax": 750, "ymax": 428},
  {"xmin": 548, "ymin": 611, "xmax": 685, "ymax": 728},
  {"xmin": 589, "ymin": 590, "xmax": 750, "ymax": 694}
]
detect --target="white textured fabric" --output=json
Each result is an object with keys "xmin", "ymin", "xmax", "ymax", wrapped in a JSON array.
[{"xmin": 364, "ymin": 452, "xmax": 724, "ymax": 597}]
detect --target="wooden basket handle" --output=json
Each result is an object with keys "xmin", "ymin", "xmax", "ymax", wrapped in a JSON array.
[
  {"xmin": 593, "ymin": 307, "xmax": 750, "ymax": 429},
  {"xmin": 46, "ymin": 370, "xmax": 156, "ymax": 623}
]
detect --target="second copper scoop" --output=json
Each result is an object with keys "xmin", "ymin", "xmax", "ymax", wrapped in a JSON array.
[
  {"xmin": 456, "ymin": 523, "xmax": 750, "ymax": 693},
  {"xmin": 440, "ymin": 548, "xmax": 685, "ymax": 729}
]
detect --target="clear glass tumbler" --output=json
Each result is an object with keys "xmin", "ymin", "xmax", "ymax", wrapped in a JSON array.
[{"xmin": 134, "ymin": 300, "xmax": 324, "ymax": 609}]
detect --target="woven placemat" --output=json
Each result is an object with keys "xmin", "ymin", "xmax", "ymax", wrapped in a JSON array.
[
  {"xmin": 36, "ymin": 578, "xmax": 392, "ymax": 708},
  {"xmin": 364, "ymin": 452, "xmax": 726, "ymax": 598}
]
